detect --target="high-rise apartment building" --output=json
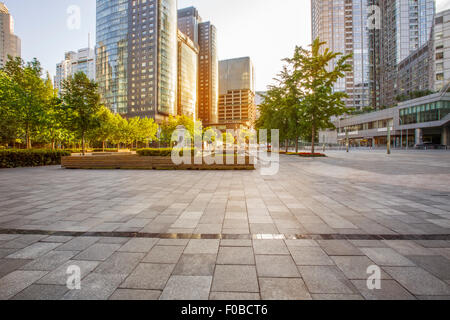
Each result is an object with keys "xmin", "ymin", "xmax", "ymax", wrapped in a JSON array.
[
  {"xmin": 177, "ymin": 30, "xmax": 199, "ymax": 119},
  {"xmin": 434, "ymin": 9, "xmax": 450, "ymax": 91},
  {"xmin": 55, "ymin": 48, "xmax": 96, "ymax": 94},
  {"xmin": 178, "ymin": 8, "xmax": 218, "ymax": 126},
  {"xmin": 178, "ymin": 7, "xmax": 201, "ymax": 46},
  {"xmin": 96, "ymin": 0, "xmax": 178, "ymax": 121},
  {"xmin": 198, "ymin": 22, "xmax": 219, "ymax": 125},
  {"xmin": 311, "ymin": 0, "xmax": 380, "ymax": 111},
  {"xmin": 0, "ymin": 3, "xmax": 20, "ymax": 68},
  {"xmin": 218, "ymin": 57, "xmax": 256, "ymax": 130},
  {"xmin": 380, "ymin": 0, "xmax": 435, "ymax": 107},
  {"xmin": 312, "ymin": 0, "xmax": 435, "ymax": 110}
]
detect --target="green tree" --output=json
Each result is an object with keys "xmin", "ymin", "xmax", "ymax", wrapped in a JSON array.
[
  {"xmin": 61, "ymin": 72, "xmax": 102, "ymax": 155},
  {"xmin": 87, "ymin": 106, "xmax": 116, "ymax": 151},
  {"xmin": 0, "ymin": 70, "xmax": 20, "ymax": 146},
  {"xmin": 136, "ymin": 117, "xmax": 158, "ymax": 148},
  {"xmin": 2, "ymin": 57, "xmax": 51, "ymax": 149},
  {"xmin": 288, "ymin": 39, "xmax": 352, "ymax": 153}
]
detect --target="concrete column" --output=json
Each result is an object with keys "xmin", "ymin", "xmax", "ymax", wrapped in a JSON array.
[
  {"xmin": 442, "ymin": 126, "xmax": 450, "ymax": 146},
  {"xmin": 415, "ymin": 129, "xmax": 423, "ymax": 146}
]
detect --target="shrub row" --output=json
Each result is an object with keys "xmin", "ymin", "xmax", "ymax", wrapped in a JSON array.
[
  {"xmin": 0, "ymin": 149, "xmax": 71, "ymax": 168},
  {"xmin": 137, "ymin": 148, "xmax": 196, "ymax": 157}
]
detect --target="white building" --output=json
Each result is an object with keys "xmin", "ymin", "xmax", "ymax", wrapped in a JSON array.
[
  {"xmin": 55, "ymin": 48, "xmax": 95, "ymax": 94},
  {"xmin": 434, "ymin": 9, "xmax": 450, "ymax": 91}
]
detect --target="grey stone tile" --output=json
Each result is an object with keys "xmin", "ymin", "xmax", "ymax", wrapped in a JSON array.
[
  {"xmin": 95, "ymin": 252, "xmax": 145, "ymax": 275},
  {"xmin": 120, "ymin": 263, "xmax": 175, "ymax": 290},
  {"xmin": 142, "ymin": 246, "xmax": 184, "ymax": 264},
  {"xmin": 290, "ymin": 247, "xmax": 335, "ymax": 266},
  {"xmin": 0, "ymin": 235, "xmax": 47, "ymax": 249},
  {"xmin": 253, "ymin": 240, "xmax": 289, "ymax": 255},
  {"xmin": 97, "ymin": 237, "xmax": 131, "ymax": 244},
  {"xmin": 383, "ymin": 240, "xmax": 435, "ymax": 256},
  {"xmin": 417, "ymin": 295, "xmax": 450, "ymax": 300},
  {"xmin": 285, "ymin": 239, "xmax": 319, "ymax": 248},
  {"xmin": 332, "ymin": 256, "xmax": 391, "ymax": 280},
  {"xmin": 255, "ymin": 255, "xmax": 300, "ymax": 278},
  {"xmin": 118, "ymin": 238, "xmax": 158, "ymax": 253},
  {"xmin": 41, "ymin": 236, "xmax": 74, "ymax": 243},
  {"xmin": 361, "ymin": 248, "xmax": 415, "ymax": 266},
  {"xmin": 0, "ymin": 270, "xmax": 48, "ymax": 300},
  {"xmin": 109, "ymin": 289, "xmax": 161, "ymax": 300},
  {"xmin": 0, "ymin": 249, "xmax": 18, "ymax": 259},
  {"xmin": 62, "ymin": 273, "xmax": 127, "ymax": 300},
  {"xmin": 56, "ymin": 237, "xmax": 99, "ymax": 251},
  {"xmin": 209, "ymin": 292, "xmax": 260, "ymax": 300},
  {"xmin": 6, "ymin": 242, "xmax": 61, "ymax": 259},
  {"xmin": 184, "ymin": 239, "xmax": 220, "ymax": 254},
  {"xmin": 74, "ymin": 243, "xmax": 121, "ymax": 261},
  {"xmin": 211, "ymin": 265, "xmax": 259, "ymax": 293},
  {"xmin": 383, "ymin": 266, "xmax": 450, "ymax": 296},
  {"xmin": 220, "ymin": 239, "xmax": 252, "ymax": 247},
  {"xmin": 160, "ymin": 276, "xmax": 212, "ymax": 300},
  {"xmin": 0, "ymin": 258, "xmax": 32, "ymax": 278},
  {"xmin": 217, "ymin": 247, "xmax": 255, "ymax": 265},
  {"xmin": 157, "ymin": 239, "xmax": 189, "ymax": 246},
  {"xmin": 173, "ymin": 254, "xmax": 217, "ymax": 276},
  {"xmin": 406, "ymin": 255, "xmax": 450, "ymax": 280},
  {"xmin": 259, "ymin": 278, "xmax": 312, "ymax": 300},
  {"xmin": 299, "ymin": 266, "xmax": 358, "ymax": 294},
  {"xmin": 352, "ymin": 280, "xmax": 416, "ymax": 300},
  {"xmin": 37, "ymin": 260, "xmax": 99, "ymax": 285},
  {"xmin": 349, "ymin": 240, "xmax": 388, "ymax": 248},
  {"xmin": 317, "ymin": 240, "xmax": 363, "ymax": 256},
  {"xmin": 21, "ymin": 250, "xmax": 78, "ymax": 271},
  {"xmin": 12, "ymin": 284, "xmax": 68, "ymax": 300},
  {"xmin": 415, "ymin": 240, "xmax": 450, "ymax": 248}
]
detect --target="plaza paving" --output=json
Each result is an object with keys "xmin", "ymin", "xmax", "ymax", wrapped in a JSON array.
[{"xmin": 0, "ymin": 150, "xmax": 449, "ymax": 300}]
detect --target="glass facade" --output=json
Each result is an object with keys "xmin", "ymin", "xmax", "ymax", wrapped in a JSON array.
[
  {"xmin": 96, "ymin": 0, "xmax": 129, "ymax": 114},
  {"xmin": 177, "ymin": 31, "xmax": 198, "ymax": 119},
  {"xmin": 400, "ymin": 101, "xmax": 450, "ymax": 125},
  {"xmin": 157, "ymin": 0, "xmax": 178, "ymax": 116}
]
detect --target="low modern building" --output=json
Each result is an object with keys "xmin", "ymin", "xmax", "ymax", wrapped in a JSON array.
[
  {"xmin": 55, "ymin": 48, "xmax": 96, "ymax": 94},
  {"xmin": 177, "ymin": 30, "xmax": 199, "ymax": 120},
  {"xmin": 434, "ymin": 9, "xmax": 450, "ymax": 91},
  {"xmin": 217, "ymin": 57, "xmax": 256, "ymax": 130},
  {"xmin": 320, "ymin": 91, "xmax": 450, "ymax": 148},
  {"xmin": 0, "ymin": 2, "xmax": 20, "ymax": 68}
]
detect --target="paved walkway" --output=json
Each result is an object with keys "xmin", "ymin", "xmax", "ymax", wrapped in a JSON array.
[{"xmin": 0, "ymin": 150, "xmax": 449, "ymax": 300}]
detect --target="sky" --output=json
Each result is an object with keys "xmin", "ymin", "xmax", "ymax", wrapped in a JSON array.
[{"xmin": 4, "ymin": 0, "xmax": 450, "ymax": 91}]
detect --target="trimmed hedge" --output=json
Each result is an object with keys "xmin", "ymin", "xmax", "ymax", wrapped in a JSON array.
[
  {"xmin": 0, "ymin": 149, "xmax": 71, "ymax": 168},
  {"xmin": 137, "ymin": 148, "xmax": 196, "ymax": 157}
]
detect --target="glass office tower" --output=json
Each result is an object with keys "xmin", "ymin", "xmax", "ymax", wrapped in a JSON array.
[{"xmin": 96, "ymin": 0, "xmax": 177, "ymax": 120}]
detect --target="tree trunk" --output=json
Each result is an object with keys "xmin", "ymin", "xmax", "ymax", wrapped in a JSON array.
[
  {"xmin": 285, "ymin": 140, "xmax": 289, "ymax": 153},
  {"xmin": 311, "ymin": 124, "xmax": 316, "ymax": 154},
  {"xmin": 102, "ymin": 141, "xmax": 105, "ymax": 152},
  {"xmin": 295, "ymin": 137, "xmax": 299, "ymax": 153},
  {"xmin": 26, "ymin": 123, "xmax": 31, "ymax": 149},
  {"xmin": 81, "ymin": 133, "xmax": 86, "ymax": 156}
]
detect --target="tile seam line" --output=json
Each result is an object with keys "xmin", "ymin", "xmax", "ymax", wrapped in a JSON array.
[{"xmin": 0, "ymin": 229, "xmax": 449, "ymax": 241}]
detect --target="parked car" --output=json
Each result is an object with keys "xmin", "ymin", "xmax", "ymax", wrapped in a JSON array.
[{"xmin": 414, "ymin": 143, "xmax": 447, "ymax": 150}]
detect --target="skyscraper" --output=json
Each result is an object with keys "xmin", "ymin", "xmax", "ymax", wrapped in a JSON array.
[
  {"xmin": 198, "ymin": 22, "xmax": 219, "ymax": 125},
  {"xmin": 434, "ymin": 9, "xmax": 450, "ymax": 91},
  {"xmin": 380, "ymin": 0, "xmax": 435, "ymax": 107},
  {"xmin": 55, "ymin": 48, "xmax": 96, "ymax": 94},
  {"xmin": 177, "ymin": 7, "xmax": 201, "ymax": 46},
  {"xmin": 177, "ymin": 30, "xmax": 199, "ymax": 119},
  {"xmin": 0, "ymin": 2, "xmax": 20, "ymax": 68},
  {"xmin": 218, "ymin": 57, "xmax": 256, "ymax": 130},
  {"xmin": 96, "ymin": 0, "xmax": 178, "ymax": 121},
  {"xmin": 178, "ymin": 8, "xmax": 219, "ymax": 126},
  {"xmin": 311, "ymin": 0, "xmax": 380, "ymax": 111}
]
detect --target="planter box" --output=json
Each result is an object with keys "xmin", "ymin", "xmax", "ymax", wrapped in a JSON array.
[{"xmin": 61, "ymin": 154, "xmax": 255, "ymax": 170}]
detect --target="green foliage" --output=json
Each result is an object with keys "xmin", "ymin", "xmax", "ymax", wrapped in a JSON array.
[
  {"xmin": 160, "ymin": 115, "xmax": 197, "ymax": 145},
  {"xmin": 61, "ymin": 72, "xmax": 102, "ymax": 154},
  {"xmin": 0, "ymin": 149, "xmax": 70, "ymax": 168},
  {"xmin": 1, "ymin": 57, "xmax": 55, "ymax": 148},
  {"xmin": 137, "ymin": 148, "xmax": 196, "ymax": 157},
  {"xmin": 257, "ymin": 39, "xmax": 351, "ymax": 153}
]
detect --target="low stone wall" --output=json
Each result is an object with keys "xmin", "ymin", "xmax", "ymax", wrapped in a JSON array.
[{"xmin": 61, "ymin": 154, "xmax": 255, "ymax": 170}]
